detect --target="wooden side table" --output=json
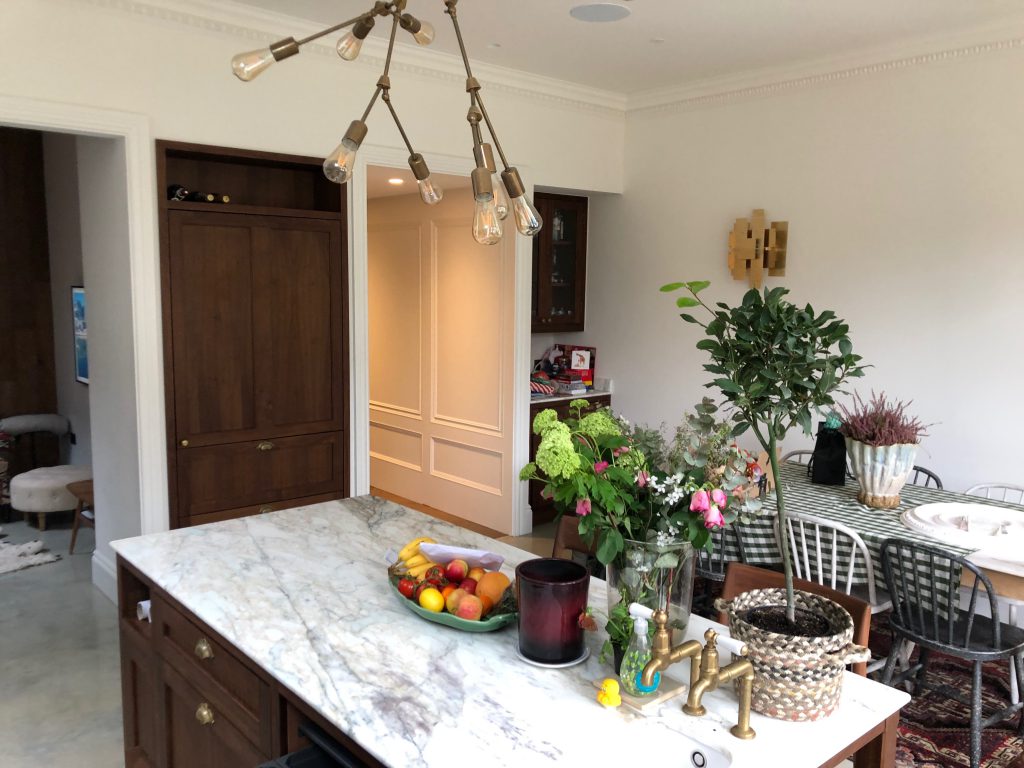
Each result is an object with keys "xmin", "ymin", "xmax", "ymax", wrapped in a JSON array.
[{"xmin": 66, "ymin": 479, "xmax": 94, "ymax": 554}]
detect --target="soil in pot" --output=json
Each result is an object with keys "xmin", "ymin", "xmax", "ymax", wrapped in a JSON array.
[{"xmin": 743, "ymin": 606, "xmax": 831, "ymax": 638}]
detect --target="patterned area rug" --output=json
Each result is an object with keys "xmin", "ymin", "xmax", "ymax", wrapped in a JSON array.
[
  {"xmin": 0, "ymin": 531, "xmax": 60, "ymax": 575},
  {"xmin": 869, "ymin": 614, "xmax": 1024, "ymax": 768}
]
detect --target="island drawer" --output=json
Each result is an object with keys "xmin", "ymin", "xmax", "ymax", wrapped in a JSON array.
[
  {"xmin": 176, "ymin": 431, "xmax": 345, "ymax": 519},
  {"xmin": 153, "ymin": 595, "xmax": 269, "ymax": 748}
]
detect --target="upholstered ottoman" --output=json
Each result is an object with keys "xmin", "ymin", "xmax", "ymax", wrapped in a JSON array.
[{"xmin": 10, "ymin": 465, "xmax": 93, "ymax": 530}]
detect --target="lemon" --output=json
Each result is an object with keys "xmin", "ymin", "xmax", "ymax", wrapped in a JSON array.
[{"xmin": 418, "ymin": 587, "xmax": 444, "ymax": 613}]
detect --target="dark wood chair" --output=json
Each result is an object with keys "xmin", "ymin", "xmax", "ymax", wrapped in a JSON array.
[
  {"xmin": 906, "ymin": 465, "xmax": 943, "ymax": 490},
  {"xmin": 717, "ymin": 562, "xmax": 873, "ymax": 677},
  {"xmin": 879, "ymin": 538, "xmax": 1024, "ymax": 768},
  {"xmin": 66, "ymin": 478, "xmax": 94, "ymax": 554},
  {"xmin": 551, "ymin": 514, "xmax": 596, "ymax": 559}
]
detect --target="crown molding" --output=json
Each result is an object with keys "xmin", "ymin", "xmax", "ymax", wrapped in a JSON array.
[
  {"xmin": 77, "ymin": 0, "xmax": 629, "ymax": 115},
  {"xmin": 629, "ymin": 16, "xmax": 1024, "ymax": 113}
]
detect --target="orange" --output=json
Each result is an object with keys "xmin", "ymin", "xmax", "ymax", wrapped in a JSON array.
[
  {"xmin": 479, "ymin": 595, "xmax": 494, "ymax": 616},
  {"xmin": 418, "ymin": 587, "xmax": 444, "ymax": 613},
  {"xmin": 477, "ymin": 571, "xmax": 511, "ymax": 606},
  {"xmin": 441, "ymin": 583, "xmax": 457, "ymax": 601}
]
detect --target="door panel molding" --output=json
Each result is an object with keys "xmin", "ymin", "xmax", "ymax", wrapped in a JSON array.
[
  {"xmin": 369, "ymin": 421, "xmax": 423, "ymax": 471},
  {"xmin": 429, "ymin": 436, "xmax": 503, "ymax": 496}
]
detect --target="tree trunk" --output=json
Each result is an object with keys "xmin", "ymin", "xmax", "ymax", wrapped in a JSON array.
[{"xmin": 768, "ymin": 434, "xmax": 796, "ymax": 623}]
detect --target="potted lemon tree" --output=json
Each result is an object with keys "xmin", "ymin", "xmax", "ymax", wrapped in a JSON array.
[{"xmin": 661, "ymin": 281, "xmax": 869, "ymax": 721}]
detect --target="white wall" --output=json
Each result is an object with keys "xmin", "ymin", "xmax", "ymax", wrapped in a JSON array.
[
  {"xmin": 42, "ymin": 132, "xmax": 92, "ymax": 467},
  {"xmin": 581, "ymin": 47, "xmax": 1024, "ymax": 492},
  {"xmin": 76, "ymin": 135, "xmax": 141, "ymax": 594}
]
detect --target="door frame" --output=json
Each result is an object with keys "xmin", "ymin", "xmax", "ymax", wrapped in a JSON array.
[
  {"xmin": 353, "ymin": 144, "xmax": 533, "ymax": 535},
  {"xmin": 0, "ymin": 95, "xmax": 168, "ymax": 597}
]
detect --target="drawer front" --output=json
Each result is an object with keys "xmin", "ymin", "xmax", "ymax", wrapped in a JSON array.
[
  {"xmin": 184, "ymin": 491, "xmax": 344, "ymax": 528},
  {"xmin": 177, "ymin": 431, "xmax": 343, "ymax": 517},
  {"xmin": 153, "ymin": 596, "xmax": 266, "ymax": 745},
  {"xmin": 160, "ymin": 662, "xmax": 267, "ymax": 768}
]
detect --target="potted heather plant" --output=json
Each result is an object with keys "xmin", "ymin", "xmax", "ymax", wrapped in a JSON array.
[
  {"xmin": 661, "ymin": 280, "xmax": 869, "ymax": 721},
  {"xmin": 840, "ymin": 391, "xmax": 929, "ymax": 509}
]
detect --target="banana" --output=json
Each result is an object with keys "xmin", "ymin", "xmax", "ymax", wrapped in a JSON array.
[
  {"xmin": 397, "ymin": 536, "xmax": 436, "ymax": 563},
  {"xmin": 406, "ymin": 561, "xmax": 436, "ymax": 580},
  {"xmin": 401, "ymin": 553, "xmax": 430, "ymax": 570}
]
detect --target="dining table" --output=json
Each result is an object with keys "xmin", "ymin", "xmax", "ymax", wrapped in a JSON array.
[{"xmin": 722, "ymin": 462, "xmax": 1024, "ymax": 604}]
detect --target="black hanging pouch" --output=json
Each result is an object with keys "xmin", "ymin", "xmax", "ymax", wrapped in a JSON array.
[{"xmin": 810, "ymin": 421, "xmax": 847, "ymax": 485}]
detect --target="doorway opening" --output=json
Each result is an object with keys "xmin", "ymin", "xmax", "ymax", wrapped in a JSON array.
[{"xmin": 365, "ymin": 163, "xmax": 518, "ymax": 536}]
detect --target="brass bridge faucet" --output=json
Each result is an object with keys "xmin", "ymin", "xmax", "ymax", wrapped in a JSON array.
[{"xmin": 640, "ymin": 613, "xmax": 756, "ymax": 740}]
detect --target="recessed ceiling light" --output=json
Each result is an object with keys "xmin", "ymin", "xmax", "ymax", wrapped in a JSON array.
[
  {"xmin": 487, "ymin": 42, "xmax": 502, "ymax": 49},
  {"xmin": 388, "ymin": 178, "xmax": 404, "ymax": 185},
  {"xmin": 569, "ymin": 3, "xmax": 631, "ymax": 23},
  {"xmin": 650, "ymin": 37, "xmax": 666, "ymax": 45}
]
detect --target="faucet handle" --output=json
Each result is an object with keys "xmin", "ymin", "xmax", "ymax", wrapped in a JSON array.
[
  {"xmin": 704, "ymin": 628, "xmax": 718, "ymax": 649},
  {"xmin": 652, "ymin": 609, "xmax": 669, "ymax": 630}
]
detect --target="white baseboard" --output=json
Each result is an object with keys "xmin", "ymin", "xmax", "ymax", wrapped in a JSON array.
[{"xmin": 91, "ymin": 550, "xmax": 118, "ymax": 606}]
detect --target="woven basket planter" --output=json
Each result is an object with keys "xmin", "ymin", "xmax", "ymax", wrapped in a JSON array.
[
  {"xmin": 846, "ymin": 439, "xmax": 917, "ymax": 509},
  {"xmin": 717, "ymin": 588, "xmax": 870, "ymax": 721}
]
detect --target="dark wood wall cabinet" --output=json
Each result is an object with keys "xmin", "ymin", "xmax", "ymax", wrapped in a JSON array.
[
  {"xmin": 529, "ymin": 394, "xmax": 610, "ymax": 526},
  {"xmin": 157, "ymin": 141, "xmax": 349, "ymax": 529},
  {"xmin": 531, "ymin": 192, "xmax": 588, "ymax": 333},
  {"xmin": 118, "ymin": 560, "xmax": 382, "ymax": 768}
]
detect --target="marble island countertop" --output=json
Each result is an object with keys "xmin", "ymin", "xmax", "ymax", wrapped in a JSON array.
[{"xmin": 112, "ymin": 496, "xmax": 908, "ymax": 768}]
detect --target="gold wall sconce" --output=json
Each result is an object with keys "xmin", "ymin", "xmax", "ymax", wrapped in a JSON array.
[{"xmin": 727, "ymin": 209, "xmax": 788, "ymax": 289}]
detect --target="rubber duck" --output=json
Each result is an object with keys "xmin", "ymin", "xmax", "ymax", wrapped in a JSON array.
[{"xmin": 596, "ymin": 678, "xmax": 622, "ymax": 708}]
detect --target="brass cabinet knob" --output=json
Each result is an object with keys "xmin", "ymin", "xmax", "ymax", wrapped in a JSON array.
[
  {"xmin": 180, "ymin": 439, "xmax": 190, "ymax": 447},
  {"xmin": 256, "ymin": 441, "xmax": 274, "ymax": 451},
  {"xmin": 194, "ymin": 637, "xmax": 214, "ymax": 661},
  {"xmin": 195, "ymin": 702, "xmax": 215, "ymax": 726},
  {"xmin": 259, "ymin": 506, "xmax": 273, "ymax": 515}
]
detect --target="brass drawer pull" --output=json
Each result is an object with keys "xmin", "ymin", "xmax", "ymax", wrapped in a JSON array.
[
  {"xmin": 257, "ymin": 441, "xmax": 274, "ymax": 451},
  {"xmin": 195, "ymin": 702, "xmax": 215, "ymax": 726},
  {"xmin": 180, "ymin": 439, "xmax": 190, "ymax": 447},
  {"xmin": 259, "ymin": 506, "xmax": 273, "ymax": 515},
  {"xmin": 194, "ymin": 637, "xmax": 214, "ymax": 661}
]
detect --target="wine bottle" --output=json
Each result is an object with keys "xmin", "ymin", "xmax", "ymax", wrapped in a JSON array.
[
  {"xmin": 167, "ymin": 184, "xmax": 189, "ymax": 201},
  {"xmin": 185, "ymin": 190, "xmax": 216, "ymax": 203}
]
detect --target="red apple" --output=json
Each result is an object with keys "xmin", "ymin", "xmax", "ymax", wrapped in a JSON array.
[
  {"xmin": 459, "ymin": 577, "xmax": 477, "ymax": 595},
  {"xmin": 444, "ymin": 559, "xmax": 469, "ymax": 583},
  {"xmin": 455, "ymin": 594, "xmax": 483, "ymax": 621},
  {"xmin": 446, "ymin": 588, "xmax": 467, "ymax": 614}
]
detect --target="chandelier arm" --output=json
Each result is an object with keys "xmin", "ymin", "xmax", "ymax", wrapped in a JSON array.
[
  {"xmin": 381, "ymin": 10, "xmax": 401, "ymax": 77},
  {"xmin": 295, "ymin": 7, "xmax": 385, "ymax": 47},
  {"xmin": 360, "ymin": 86, "xmax": 383, "ymax": 123},
  {"xmin": 472, "ymin": 92, "xmax": 510, "ymax": 171},
  {"xmin": 382, "ymin": 94, "xmax": 416, "ymax": 155},
  {"xmin": 445, "ymin": 2, "xmax": 475, "ymax": 80}
]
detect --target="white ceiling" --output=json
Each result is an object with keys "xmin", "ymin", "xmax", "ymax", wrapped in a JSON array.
[
  {"xmin": 231, "ymin": 0, "xmax": 1024, "ymax": 93},
  {"xmin": 366, "ymin": 165, "xmax": 470, "ymax": 199}
]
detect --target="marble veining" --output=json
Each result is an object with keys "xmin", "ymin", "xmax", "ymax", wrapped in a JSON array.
[{"xmin": 112, "ymin": 496, "xmax": 908, "ymax": 767}]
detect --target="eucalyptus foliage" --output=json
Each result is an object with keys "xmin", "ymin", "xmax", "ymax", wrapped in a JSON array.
[{"xmin": 661, "ymin": 281, "xmax": 866, "ymax": 621}]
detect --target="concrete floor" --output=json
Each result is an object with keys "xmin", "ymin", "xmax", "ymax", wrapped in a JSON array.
[{"xmin": 0, "ymin": 517, "xmax": 124, "ymax": 767}]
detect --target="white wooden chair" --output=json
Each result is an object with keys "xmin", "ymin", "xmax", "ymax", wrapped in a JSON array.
[
  {"xmin": 966, "ymin": 483, "xmax": 1024, "ymax": 506},
  {"xmin": 775, "ymin": 511, "xmax": 892, "ymax": 673},
  {"xmin": 781, "ymin": 450, "xmax": 813, "ymax": 466}
]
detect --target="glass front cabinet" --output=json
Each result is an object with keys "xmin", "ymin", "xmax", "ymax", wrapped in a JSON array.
[{"xmin": 531, "ymin": 193, "xmax": 588, "ymax": 333}]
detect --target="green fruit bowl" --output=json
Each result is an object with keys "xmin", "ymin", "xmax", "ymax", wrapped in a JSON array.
[{"xmin": 388, "ymin": 575, "xmax": 517, "ymax": 633}]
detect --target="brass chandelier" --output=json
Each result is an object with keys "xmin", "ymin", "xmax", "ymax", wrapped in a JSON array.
[{"xmin": 231, "ymin": 0, "xmax": 542, "ymax": 245}]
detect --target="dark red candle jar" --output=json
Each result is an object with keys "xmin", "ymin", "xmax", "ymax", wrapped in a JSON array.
[{"xmin": 515, "ymin": 558, "xmax": 590, "ymax": 664}]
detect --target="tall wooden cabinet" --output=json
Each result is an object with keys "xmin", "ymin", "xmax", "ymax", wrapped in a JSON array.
[{"xmin": 157, "ymin": 142, "xmax": 348, "ymax": 529}]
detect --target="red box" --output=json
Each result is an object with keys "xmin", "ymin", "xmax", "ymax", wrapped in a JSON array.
[{"xmin": 554, "ymin": 344, "xmax": 596, "ymax": 389}]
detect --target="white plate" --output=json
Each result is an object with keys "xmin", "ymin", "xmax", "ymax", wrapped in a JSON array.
[{"xmin": 901, "ymin": 502, "xmax": 1024, "ymax": 558}]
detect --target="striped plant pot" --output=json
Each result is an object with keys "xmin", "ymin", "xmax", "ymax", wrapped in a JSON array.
[
  {"xmin": 718, "ymin": 589, "xmax": 870, "ymax": 721},
  {"xmin": 846, "ymin": 439, "xmax": 918, "ymax": 509}
]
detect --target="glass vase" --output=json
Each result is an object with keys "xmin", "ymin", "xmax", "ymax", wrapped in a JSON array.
[{"xmin": 605, "ymin": 538, "xmax": 695, "ymax": 651}]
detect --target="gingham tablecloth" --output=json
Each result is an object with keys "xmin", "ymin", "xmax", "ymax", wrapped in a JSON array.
[{"xmin": 723, "ymin": 462, "xmax": 1024, "ymax": 598}]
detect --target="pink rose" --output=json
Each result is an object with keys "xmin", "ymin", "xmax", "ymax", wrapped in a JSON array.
[
  {"xmin": 690, "ymin": 489, "xmax": 710, "ymax": 513},
  {"xmin": 613, "ymin": 446, "xmax": 631, "ymax": 458},
  {"xmin": 594, "ymin": 461, "xmax": 610, "ymax": 475},
  {"xmin": 711, "ymin": 488, "xmax": 728, "ymax": 508},
  {"xmin": 576, "ymin": 498, "xmax": 592, "ymax": 516},
  {"xmin": 703, "ymin": 505, "xmax": 725, "ymax": 529},
  {"xmin": 635, "ymin": 470, "xmax": 649, "ymax": 488}
]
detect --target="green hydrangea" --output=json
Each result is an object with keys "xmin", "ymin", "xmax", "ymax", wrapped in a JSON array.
[
  {"xmin": 579, "ymin": 410, "xmax": 622, "ymax": 440},
  {"xmin": 532, "ymin": 408, "xmax": 560, "ymax": 436},
  {"xmin": 617, "ymin": 448, "xmax": 647, "ymax": 472},
  {"xmin": 535, "ymin": 422, "xmax": 581, "ymax": 480}
]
